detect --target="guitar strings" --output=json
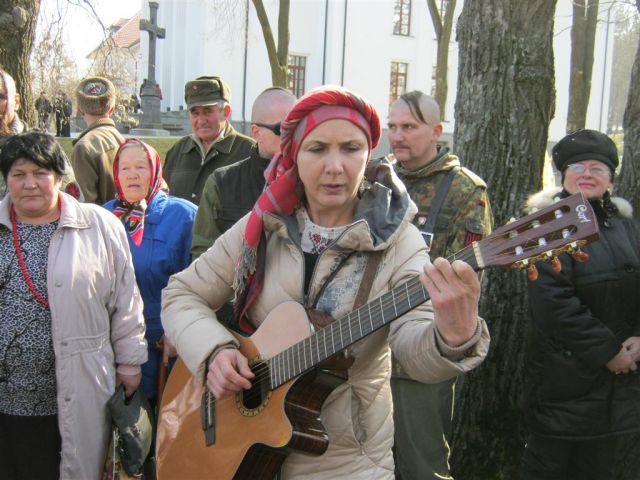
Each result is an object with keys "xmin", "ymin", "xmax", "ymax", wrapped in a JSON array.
[
  {"xmin": 235, "ymin": 244, "xmax": 478, "ymax": 402},
  {"xmin": 226, "ymin": 225, "xmax": 580, "ymax": 404}
]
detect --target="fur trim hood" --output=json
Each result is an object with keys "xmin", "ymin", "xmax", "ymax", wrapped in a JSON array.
[{"xmin": 525, "ymin": 186, "xmax": 633, "ymax": 218}]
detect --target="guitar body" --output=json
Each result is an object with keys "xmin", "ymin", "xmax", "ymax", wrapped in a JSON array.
[{"xmin": 156, "ymin": 302, "xmax": 346, "ymax": 480}]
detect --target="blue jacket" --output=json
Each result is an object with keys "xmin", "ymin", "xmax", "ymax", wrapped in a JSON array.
[{"xmin": 104, "ymin": 191, "xmax": 197, "ymax": 336}]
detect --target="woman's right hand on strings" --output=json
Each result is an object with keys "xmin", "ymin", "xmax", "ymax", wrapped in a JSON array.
[{"xmin": 207, "ymin": 348, "xmax": 255, "ymax": 399}]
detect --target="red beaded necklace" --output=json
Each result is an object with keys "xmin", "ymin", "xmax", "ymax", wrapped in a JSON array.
[{"xmin": 10, "ymin": 205, "xmax": 52, "ymax": 309}]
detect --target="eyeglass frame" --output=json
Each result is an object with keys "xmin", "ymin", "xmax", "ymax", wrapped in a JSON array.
[
  {"xmin": 253, "ymin": 122, "xmax": 281, "ymax": 136},
  {"xmin": 564, "ymin": 162, "xmax": 611, "ymax": 178}
]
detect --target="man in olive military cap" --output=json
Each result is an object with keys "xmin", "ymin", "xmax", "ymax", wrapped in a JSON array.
[
  {"xmin": 387, "ymin": 91, "xmax": 494, "ymax": 480},
  {"xmin": 71, "ymin": 76, "xmax": 124, "ymax": 204},
  {"xmin": 163, "ymin": 75, "xmax": 254, "ymax": 205}
]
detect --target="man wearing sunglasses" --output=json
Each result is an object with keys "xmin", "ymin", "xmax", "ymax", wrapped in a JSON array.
[
  {"xmin": 189, "ymin": 87, "xmax": 295, "ymax": 327},
  {"xmin": 387, "ymin": 91, "xmax": 493, "ymax": 480},
  {"xmin": 163, "ymin": 75, "xmax": 255, "ymax": 205},
  {"xmin": 191, "ymin": 87, "xmax": 297, "ymax": 259}
]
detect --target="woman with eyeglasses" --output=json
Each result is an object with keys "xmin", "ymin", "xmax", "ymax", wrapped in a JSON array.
[{"xmin": 519, "ymin": 129, "xmax": 640, "ymax": 480}]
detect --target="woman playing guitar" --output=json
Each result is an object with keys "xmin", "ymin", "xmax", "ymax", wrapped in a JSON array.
[{"xmin": 160, "ymin": 86, "xmax": 490, "ymax": 479}]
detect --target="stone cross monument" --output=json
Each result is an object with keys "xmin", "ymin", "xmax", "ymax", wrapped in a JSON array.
[{"xmin": 133, "ymin": 1, "xmax": 169, "ymax": 135}]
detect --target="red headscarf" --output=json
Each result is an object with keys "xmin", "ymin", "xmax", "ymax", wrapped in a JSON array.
[
  {"xmin": 112, "ymin": 138, "xmax": 163, "ymax": 247},
  {"xmin": 233, "ymin": 86, "xmax": 381, "ymax": 330}
]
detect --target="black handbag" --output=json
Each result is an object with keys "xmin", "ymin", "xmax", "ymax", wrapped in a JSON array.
[{"xmin": 106, "ymin": 384, "xmax": 154, "ymax": 476}]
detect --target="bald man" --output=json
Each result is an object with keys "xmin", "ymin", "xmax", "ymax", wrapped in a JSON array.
[
  {"xmin": 387, "ymin": 91, "xmax": 493, "ymax": 480},
  {"xmin": 191, "ymin": 87, "xmax": 297, "ymax": 258}
]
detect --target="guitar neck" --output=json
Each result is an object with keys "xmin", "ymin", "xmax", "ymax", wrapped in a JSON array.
[
  {"xmin": 267, "ymin": 193, "xmax": 601, "ymax": 389},
  {"xmin": 268, "ymin": 245, "xmax": 480, "ymax": 389}
]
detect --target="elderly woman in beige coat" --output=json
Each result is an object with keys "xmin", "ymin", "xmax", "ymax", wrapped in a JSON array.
[
  {"xmin": 0, "ymin": 132, "xmax": 147, "ymax": 479},
  {"xmin": 161, "ymin": 87, "xmax": 489, "ymax": 478}
]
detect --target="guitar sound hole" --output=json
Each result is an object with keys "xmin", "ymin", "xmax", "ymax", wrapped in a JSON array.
[{"xmin": 242, "ymin": 362, "xmax": 270, "ymax": 410}]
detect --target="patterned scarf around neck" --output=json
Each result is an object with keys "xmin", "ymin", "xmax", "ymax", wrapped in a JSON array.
[{"xmin": 112, "ymin": 138, "xmax": 163, "ymax": 247}]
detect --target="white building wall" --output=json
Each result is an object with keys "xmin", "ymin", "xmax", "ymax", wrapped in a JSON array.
[{"xmin": 139, "ymin": 0, "xmax": 616, "ymax": 144}]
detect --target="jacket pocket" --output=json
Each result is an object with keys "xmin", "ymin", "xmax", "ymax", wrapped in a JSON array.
[
  {"xmin": 57, "ymin": 331, "xmax": 111, "ymax": 359},
  {"xmin": 537, "ymin": 347, "xmax": 600, "ymax": 401}
]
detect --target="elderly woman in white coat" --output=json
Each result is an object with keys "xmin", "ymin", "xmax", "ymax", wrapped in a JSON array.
[
  {"xmin": 0, "ymin": 132, "xmax": 147, "ymax": 480},
  {"xmin": 161, "ymin": 87, "xmax": 489, "ymax": 478}
]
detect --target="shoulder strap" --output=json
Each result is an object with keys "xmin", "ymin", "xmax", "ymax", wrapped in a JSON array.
[
  {"xmin": 420, "ymin": 166, "xmax": 459, "ymax": 247},
  {"xmin": 353, "ymin": 250, "xmax": 384, "ymax": 309},
  {"xmin": 308, "ymin": 250, "xmax": 383, "ymax": 315},
  {"xmin": 308, "ymin": 251, "xmax": 354, "ymax": 309}
]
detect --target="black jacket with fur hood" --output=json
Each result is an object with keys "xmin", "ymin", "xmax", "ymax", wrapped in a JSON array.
[{"xmin": 523, "ymin": 187, "xmax": 640, "ymax": 439}]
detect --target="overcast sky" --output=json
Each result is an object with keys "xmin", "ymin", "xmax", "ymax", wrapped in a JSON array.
[{"xmin": 39, "ymin": 0, "xmax": 142, "ymax": 74}]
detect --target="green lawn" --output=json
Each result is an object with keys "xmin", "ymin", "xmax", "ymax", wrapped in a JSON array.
[{"xmin": 56, "ymin": 136, "xmax": 179, "ymax": 165}]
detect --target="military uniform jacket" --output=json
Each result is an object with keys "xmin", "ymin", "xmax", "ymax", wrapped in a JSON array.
[
  {"xmin": 71, "ymin": 118, "xmax": 124, "ymax": 204},
  {"xmin": 191, "ymin": 145, "xmax": 269, "ymax": 259},
  {"xmin": 394, "ymin": 148, "xmax": 493, "ymax": 259},
  {"xmin": 392, "ymin": 148, "xmax": 493, "ymax": 378},
  {"xmin": 163, "ymin": 122, "xmax": 254, "ymax": 205}
]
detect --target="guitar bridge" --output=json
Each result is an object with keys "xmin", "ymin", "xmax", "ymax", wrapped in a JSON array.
[{"xmin": 201, "ymin": 390, "xmax": 215, "ymax": 446}]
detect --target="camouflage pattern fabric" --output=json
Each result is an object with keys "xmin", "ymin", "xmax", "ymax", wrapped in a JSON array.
[{"xmin": 392, "ymin": 147, "xmax": 493, "ymax": 377}]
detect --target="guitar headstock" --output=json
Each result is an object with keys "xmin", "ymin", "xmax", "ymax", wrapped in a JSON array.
[{"xmin": 475, "ymin": 193, "xmax": 600, "ymax": 271}]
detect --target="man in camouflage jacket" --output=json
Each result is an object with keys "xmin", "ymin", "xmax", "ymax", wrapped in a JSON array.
[{"xmin": 388, "ymin": 91, "xmax": 493, "ymax": 480}]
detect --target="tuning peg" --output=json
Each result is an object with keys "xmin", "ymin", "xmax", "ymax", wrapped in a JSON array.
[
  {"xmin": 571, "ymin": 250, "xmax": 589, "ymax": 263},
  {"xmin": 528, "ymin": 264, "xmax": 538, "ymax": 281},
  {"xmin": 551, "ymin": 256, "xmax": 561, "ymax": 273}
]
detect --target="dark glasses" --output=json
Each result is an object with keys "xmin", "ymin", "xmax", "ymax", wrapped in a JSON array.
[{"xmin": 253, "ymin": 122, "xmax": 281, "ymax": 136}]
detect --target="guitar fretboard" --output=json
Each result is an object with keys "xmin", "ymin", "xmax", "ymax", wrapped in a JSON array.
[{"xmin": 268, "ymin": 246, "xmax": 479, "ymax": 389}]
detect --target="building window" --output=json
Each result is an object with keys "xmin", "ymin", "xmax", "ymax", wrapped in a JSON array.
[
  {"xmin": 393, "ymin": 0, "xmax": 411, "ymax": 36},
  {"xmin": 287, "ymin": 55, "xmax": 306, "ymax": 98},
  {"xmin": 389, "ymin": 61, "xmax": 408, "ymax": 104}
]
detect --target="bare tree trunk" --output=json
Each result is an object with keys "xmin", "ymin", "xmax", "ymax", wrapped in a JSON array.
[
  {"xmin": 615, "ymin": 0, "xmax": 640, "ymax": 221},
  {"xmin": 251, "ymin": 0, "xmax": 290, "ymax": 87},
  {"xmin": 0, "ymin": 0, "xmax": 41, "ymax": 126},
  {"xmin": 567, "ymin": 0, "xmax": 599, "ymax": 133},
  {"xmin": 451, "ymin": 1, "xmax": 556, "ymax": 478},
  {"xmin": 426, "ymin": 0, "xmax": 456, "ymax": 116}
]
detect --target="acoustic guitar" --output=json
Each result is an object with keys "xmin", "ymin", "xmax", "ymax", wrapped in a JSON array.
[{"xmin": 157, "ymin": 193, "xmax": 599, "ymax": 479}]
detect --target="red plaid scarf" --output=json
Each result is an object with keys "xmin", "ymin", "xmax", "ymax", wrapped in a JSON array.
[
  {"xmin": 233, "ymin": 86, "xmax": 381, "ymax": 331},
  {"xmin": 112, "ymin": 139, "xmax": 163, "ymax": 247}
]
